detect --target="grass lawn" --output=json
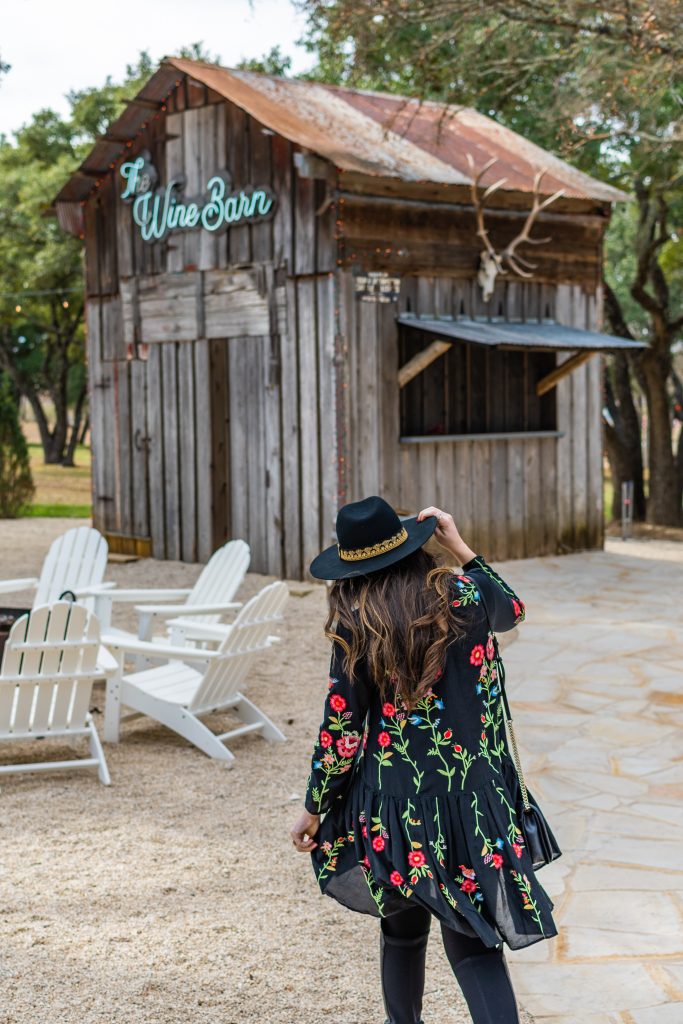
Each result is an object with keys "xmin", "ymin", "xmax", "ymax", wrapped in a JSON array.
[{"xmin": 25, "ymin": 442, "xmax": 92, "ymax": 517}]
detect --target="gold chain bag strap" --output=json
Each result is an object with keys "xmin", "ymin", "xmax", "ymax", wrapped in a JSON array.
[{"xmin": 477, "ymin": 587, "xmax": 561, "ymax": 870}]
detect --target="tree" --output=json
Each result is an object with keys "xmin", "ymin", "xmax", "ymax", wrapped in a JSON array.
[
  {"xmin": 0, "ymin": 44, "xmax": 227, "ymax": 468},
  {"xmin": 0, "ymin": 373, "xmax": 34, "ymax": 517},
  {"xmin": 300, "ymin": 0, "xmax": 683, "ymax": 525}
]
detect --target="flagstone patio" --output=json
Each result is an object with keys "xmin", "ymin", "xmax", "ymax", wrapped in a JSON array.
[{"xmin": 502, "ymin": 536, "xmax": 683, "ymax": 1023}]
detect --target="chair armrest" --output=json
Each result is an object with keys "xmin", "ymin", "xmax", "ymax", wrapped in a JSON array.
[
  {"xmin": 0, "ymin": 577, "xmax": 38, "ymax": 595},
  {"xmin": 134, "ymin": 602, "xmax": 242, "ymax": 617},
  {"xmin": 73, "ymin": 581, "xmax": 117, "ymax": 596},
  {"xmin": 101, "ymin": 632, "xmax": 219, "ymax": 664},
  {"xmin": 167, "ymin": 619, "xmax": 233, "ymax": 640},
  {"xmin": 90, "ymin": 587, "xmax": 193, "ymax": 603}
]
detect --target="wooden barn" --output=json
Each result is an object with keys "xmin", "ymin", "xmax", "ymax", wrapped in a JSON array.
[{"xmin": 54, "ymin": 58, "xmax": 645, "ymax": 578}]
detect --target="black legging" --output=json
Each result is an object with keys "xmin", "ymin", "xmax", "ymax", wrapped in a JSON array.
[{"xmin": 380, "ymin": 903, "xmax": 519, "ymax": 1024}]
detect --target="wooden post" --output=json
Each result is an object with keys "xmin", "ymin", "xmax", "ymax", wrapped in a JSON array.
[
  {"xmin": 536, "ymin": 349, "xmax": 596, "ymax": 396},
  {"xmin": 398, "ymin": 340, "xmax": 451, "ymax": 389}
]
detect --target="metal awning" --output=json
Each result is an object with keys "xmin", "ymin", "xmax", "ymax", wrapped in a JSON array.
[
  {"xmin": 395, "ymin": 316, "xmax": 647, "ymax": 395},
  {"xmin": 396, "ymin": 315, "xmax": 647, "ymax": 352}
]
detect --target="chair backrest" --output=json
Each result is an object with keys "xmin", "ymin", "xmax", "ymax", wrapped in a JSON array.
[
  {"xmin": 185, "ymin": 539, "xmax": 250, "ymax": 624},
  {"xmin": 34, "ymin": 527, "xmax": 109, "ymax": 611},
  {"xmin": 0, "ymin": 602, "xmax": 100, "ymax": 737},
  {"xmin": 189, "ymin": 581, "xmax": 288, "ymax": 711}
]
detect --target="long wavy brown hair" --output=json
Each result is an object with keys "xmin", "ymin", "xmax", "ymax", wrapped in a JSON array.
[{"xmin": 325, "ymin": 548, "xmax": 472, "ymax": 708}]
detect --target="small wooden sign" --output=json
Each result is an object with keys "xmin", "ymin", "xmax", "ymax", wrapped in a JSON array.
[{"xmin": 354, "ymin": 271, "xmax": 401, "ymax": 303}]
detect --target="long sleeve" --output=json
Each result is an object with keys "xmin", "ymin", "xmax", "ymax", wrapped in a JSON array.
[
  {"xmin": 304, "ymin": 626, "xmax": 371, "ymax": 815},
  {"xmin": 456, "ymin": 554, "xmax": 526, "ymax": 633}
]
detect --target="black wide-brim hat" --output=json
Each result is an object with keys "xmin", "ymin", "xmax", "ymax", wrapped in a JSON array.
[{"xmin": 310, "ymin": 495, "xmax": 437, "ymax": 580}]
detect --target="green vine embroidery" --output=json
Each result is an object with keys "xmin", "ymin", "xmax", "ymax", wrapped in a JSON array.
[
  {"xmin": 511, "ymin": 870, "xmax": 545, "ymax": 933},
  {"xmin": 493, "ymin": 782, "xmax": 522, "ymax": 845},
  {"xmin": 381, "ymin": 700, "xmax": 424, "ymax": 792},
  {"xmin": 316, "ymin": 835, "xmax": 347, "ymax": 883},
  {"xmin": 409, "ymin": 692, "xmax": 457, "ymax": 792},
  {"xmin": 430, "ymin": 797, "xmax": 447, "ymax": 866},
  {"xmin": 308, "ymin": 682, "xmax": 361, "ymax": 812}
]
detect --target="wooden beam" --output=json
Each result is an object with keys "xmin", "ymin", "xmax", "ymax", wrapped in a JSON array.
[
  {"xmin": 398, "ymin": 340, "xmax": 451, "ymax": 389},
  {"xmin": 537, "ymin": 349, "xmax": 596, "ymax": 396},
  {"xmin": 123, "ymin": 97, "xmax": 165, "ymax": 109}
]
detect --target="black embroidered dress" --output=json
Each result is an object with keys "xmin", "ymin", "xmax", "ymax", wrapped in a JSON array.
[{"xmin": 304, "ymin": 555, "xmax": 559, "ymax": 951}]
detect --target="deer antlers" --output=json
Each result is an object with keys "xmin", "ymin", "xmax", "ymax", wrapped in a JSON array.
[{"xmin": 466, "ymin": 154, "xmax": 565, "ymax": 300}]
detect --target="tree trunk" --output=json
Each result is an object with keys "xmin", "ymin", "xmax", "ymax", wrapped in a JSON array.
[
  {"xmin": 601, "ymin": 285, "xmax": 647, "ymax": 521},
  {"xmin": 640, "ymin": 351, "xmax": 681, "ymax": 525},
  {"xmin": 62, "ymin": 385, "xmax": 87, "ymax": 467}
]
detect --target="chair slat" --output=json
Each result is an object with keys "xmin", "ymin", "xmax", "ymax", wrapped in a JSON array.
[
  {"xmin": 190, "ymin": 582, "xmax": 287, "ymax": 710},
  {"xmin": 34, "ymin": 527, "xmax": 108, "ymax": 611},
  {"xmin": 185, "ymin": 540, "xmax": 250, "ymax": 623}
]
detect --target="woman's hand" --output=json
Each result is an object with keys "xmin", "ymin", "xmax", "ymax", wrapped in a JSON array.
[
  {"xmin": 417, "ymin": 506, "xmax": 476, "ymax": 564},
  {"xmin": 290, "ymin": 809, "xmax": 320, "ymax": 852}
]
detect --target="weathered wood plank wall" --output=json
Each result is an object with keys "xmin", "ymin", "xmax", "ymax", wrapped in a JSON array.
[
  {"xmin": 84, "ymin": 83, "xmax": 337, "ymax": 574},
  {"xmin": 338, "ymin": 272, "xmax": 604, "ymax": 561}
]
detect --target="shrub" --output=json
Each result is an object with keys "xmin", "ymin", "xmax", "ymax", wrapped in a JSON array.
[{"xmin": 0, "ymin": 374, "xmax": 34, "ymax": 517}]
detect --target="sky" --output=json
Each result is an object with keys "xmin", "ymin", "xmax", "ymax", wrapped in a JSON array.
[{"xmin": 0, "ymin": 0, "xmax": 314, "ymax": 137}]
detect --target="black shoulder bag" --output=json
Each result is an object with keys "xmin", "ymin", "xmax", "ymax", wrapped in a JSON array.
[{"xmin": 478, "ymin": 591, "xmax": 561, "ymax": 870}]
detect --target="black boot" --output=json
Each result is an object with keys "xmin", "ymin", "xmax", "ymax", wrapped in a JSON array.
[
  {"xmin": 380, "ymin": 927, "xmax": 429, "ymax": 1024},
  {"xmin": 451, "ymin": 949, "xmax": 520, "ymax": 1024}
]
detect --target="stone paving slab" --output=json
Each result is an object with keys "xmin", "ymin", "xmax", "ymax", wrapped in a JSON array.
[{"xmin": 500, "ymin": 538, "xmax": 683, "ymax": 1022}]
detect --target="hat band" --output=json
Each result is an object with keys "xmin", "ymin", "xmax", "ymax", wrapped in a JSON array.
[{"xmin": 338, "ymin": 526, "xmax": 409, "ymax": 562}]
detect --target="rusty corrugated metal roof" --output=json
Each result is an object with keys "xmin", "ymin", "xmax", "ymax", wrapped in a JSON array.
[
  {"xmin": 397, "ymin": 316, "xmax": 647, "ymax": 351},
  {"xmin": 54, "ymin": 57, "xmax": 630, "ymax": 218}
]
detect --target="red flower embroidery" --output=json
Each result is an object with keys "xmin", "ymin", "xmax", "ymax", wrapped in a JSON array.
[
  {"xmin": 329, "ymin": 694, "xmax": 346, "ymax": 712},
  {"xmin": 382, "ymin": 702, "xmax": 396, "ymax": 717},
  {"xmin": 390, "ymin": 870, "xmax": 404, "ymax": 886},
  {"xmin": 378, "ymin": 731, "xmax": 391, "ymax": 748},
  {"xmin": 407, "ymin": 850, "xmax": 426, "ymax": 868},
  {"xmin": 457, "ymin": 575, "xmax": 471, "ymax": 583},
  {"xmin": 372, "ymin": 836, "xmax": 385, "ymax": 852},
  {"xmin": 444, "ymin": 728, "xmax": 452, "ymax": 740},
  {"xmin": 362, "ymin": 855, "xmax": 371, "ymax": 868},
  {"xmin": 451, "ymin": 599, "xmax": 461, "ymax": 607},
  {"xmin": 362, "ymin": 825, "xmax": 368, "ymax": 838},
  {"xmin": 492, "ymin": 853, "xmax": 503, "ymax": 869},
  {"xmin": 459, "ymin": 865, "xmax": 476, "ymax": 879},
  {"xmin": 460, "ymin": 879, "xmax": 477, "ymax": 893},
  {"xmin": 470, "ymin": 644, "xmax": 485, "ymax": 666},
  {"xmin": 453, "ymin": 743, "xmax": 463, "ymax": 753},
  {"xmin": 320, "ymin": 730, "xmax": 333, "ymax": 748},
  {"xmin": 486, "ymin": 636, "xmax": 495, "ymax": 661},
  {"xmin": 336, "ymin": 733, "xmax": 360, "ymax": 758},
  {"xmin": 481, "ymin": 715, "xmax": 486, "ymax": 723},
  {"xmin": 481, "ymin": 731, "xmax": 486, "ymax": 741},
  {"xmin": 512, "ymin": 843, "xmax": 523, "ymax": 859},
  {"xmin": 512, "ymin": 599, "xmax": 524, "ymax": 620}
]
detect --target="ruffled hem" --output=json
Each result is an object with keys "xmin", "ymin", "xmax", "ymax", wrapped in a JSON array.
[{"xmin": 310, "ymin": 763, "xmax": 559, "ymax": 951}]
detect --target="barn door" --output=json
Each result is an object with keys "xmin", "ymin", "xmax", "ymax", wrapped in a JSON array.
[
  {"xmin": 128, "ymin": 357, "xmax": 151, "ymax": 548},
  {"xmin": 209, "ymin": 333, "xmax": 283, "ymax": 577}
]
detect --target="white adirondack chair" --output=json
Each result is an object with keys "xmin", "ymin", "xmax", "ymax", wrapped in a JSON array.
[
  {"xmin": 0, "ymin": 602, "xmax": 111, "ymax": 784},
  {"xmin": 0, "ymin": 526, "xmax": 113, "ymax": 611},
  {"xmin": 86, "ymin": 539, "xmax": 250, "ymax": 640},
  {"xmin": 101, "ymin": 581, "xmax": 288, "ymax": 765}
]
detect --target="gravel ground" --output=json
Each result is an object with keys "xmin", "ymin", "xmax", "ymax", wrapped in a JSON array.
[{"xmin": 0, "ymin": 519, "xmax": 534, "ymax": 1024}]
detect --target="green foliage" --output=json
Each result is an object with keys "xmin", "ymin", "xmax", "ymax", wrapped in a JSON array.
[
  {"xmin": 0, "ymin": 52, "xmax": 166, "ymax": 464},
  {"xmin": 0, "ymin": 375, "xmax": 34, "ymax": 517},
  {"xmin": 238, "ymin": 46, "xmax": 293, "ymax": 76}
]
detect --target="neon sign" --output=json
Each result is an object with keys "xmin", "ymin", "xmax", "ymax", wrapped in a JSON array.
[{"xmin": 120, "ymin": 151, "xmax": 276, "ymax": 243}]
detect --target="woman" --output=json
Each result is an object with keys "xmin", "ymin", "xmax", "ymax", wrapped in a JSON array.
[{"xmin": 291, "ymin": 496, "xmax": 559, "ymax": 1024}]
